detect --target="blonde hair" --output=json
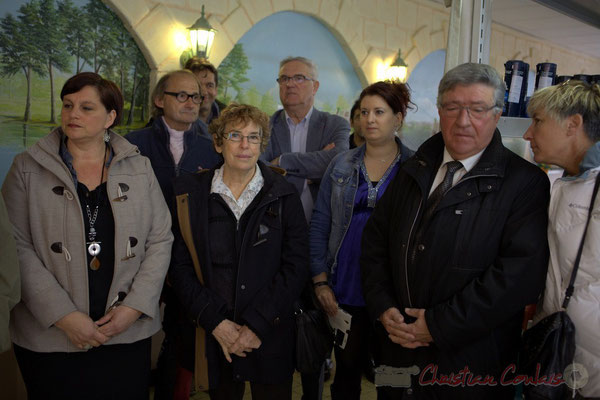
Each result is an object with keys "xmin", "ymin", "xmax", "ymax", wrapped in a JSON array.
[
  {"xmin": 528, "ymin": 80, "xmax": 600, "ymax": 142},
  {"xmin": 209, "ymin": 103, "xmax": 271, "ymax": 152}
]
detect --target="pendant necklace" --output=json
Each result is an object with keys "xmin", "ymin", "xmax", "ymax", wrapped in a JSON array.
[{"xmin": 86, "ymin": 143, "xmax": 107, "ymax": 271}]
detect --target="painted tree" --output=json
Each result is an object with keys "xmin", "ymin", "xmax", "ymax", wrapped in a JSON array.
[
  {"xmin": 218, "ymin": 44, "xmax": 249, "ymax": 102},
  {"xmin": 126, "ymin": 45, "xmax": 150, "ymax": 125},
  {"xmin": 244, "ymin": 86, "xmax": 261, "ymax": 107},
  {"xmin": 259, "ymin": 90, "xmax": 278, "ymax": 116},
  {"xmin": 57, "ymin": 0, "xmax": 91, "ymax": 73},
  {"xmin": 39, "ymin": 0, "xmax": 71, "ymax": 123},
  {"xmin": 84, "ymin": 0, "xmax": 119, "ymax": 74},
  {"xmin": 335, "ymin": 95, "xmax": 350, "ymax": 116},
  {"xmin": 0, "ymin": 5, "xmax": 46, "ymax": 121}
]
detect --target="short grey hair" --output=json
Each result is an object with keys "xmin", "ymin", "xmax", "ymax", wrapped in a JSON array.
[
  {"xmin": 437, "ymin": 63, "xmax": 505, "ymax": 113},
  {"xmin": 279, "ymin": 56, "xmax": 319, "ymax": 80}
]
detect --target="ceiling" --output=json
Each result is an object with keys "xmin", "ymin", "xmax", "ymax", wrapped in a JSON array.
[
  {"xmin": 434, "ymin": 0, "xmax": 600, "ymax": 59},
  {"xmin": 492, "ymin": 0, "xmax": 600, "ymax": 59}
]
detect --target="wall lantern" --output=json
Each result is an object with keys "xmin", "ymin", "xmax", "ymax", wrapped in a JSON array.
[
  {"xmin": 187, "ymin": 5, "xmax": 217, "ymax": 59},
  {"xmin": 385, "ymin": 49, "xmax": 408, "ymax": 82}
]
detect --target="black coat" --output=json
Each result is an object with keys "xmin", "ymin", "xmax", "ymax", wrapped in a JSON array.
[
  {"xmin": 361, "ymin": 131, "xmax": 550, "ymax": 399},
  {"xmin": 169, "ymin": 161, "xmax": 309, "ymax": 386},
  {"xmin": 125, "ymin": 118, "xmax": 222, "ymax": 209}
]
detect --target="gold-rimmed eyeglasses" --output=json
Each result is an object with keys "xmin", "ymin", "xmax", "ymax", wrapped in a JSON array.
[{"xmin": 439, "ymin": 104, "xmax": 499, "ymax": 120}]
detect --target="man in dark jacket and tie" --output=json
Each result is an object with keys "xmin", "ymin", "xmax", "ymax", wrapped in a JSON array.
[{"xmin": 361, "ymin": 63, "xmax": 550, "ymax": 399}]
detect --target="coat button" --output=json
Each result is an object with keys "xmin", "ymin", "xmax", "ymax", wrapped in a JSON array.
[
  {"xmin": 466, "ymin": 192, "xmax": 472, "ymax": 196},
  {"xmin": 240, "ymin": 284, "xmax": 246, "ymax": 290},
  {"xmin": 338, "ymin": 178, "xmax": 343, "ymax": 183},
  {"xmin": 274, "ymin": 317, "xmax": 280, "ymax": 325},
  {"xmin": 487, "ymin": 185, "xmax": 492, "ymax": 190},
  {"xmin": 417, "ymin": 244, "xmax": 425, "ymax": 251},
  {"xmin": 407, "ymin": 388, "xmax": 413, "ymax": 395}
]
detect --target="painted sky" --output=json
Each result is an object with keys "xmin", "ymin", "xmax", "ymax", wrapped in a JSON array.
[{"xmin": 405, "ymin": 49, "xmax": 446, "ymax": 123}]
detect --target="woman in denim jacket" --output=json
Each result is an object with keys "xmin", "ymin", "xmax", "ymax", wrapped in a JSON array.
[{"xmin": 309, "ymin": 81, "xmax": 414, "ymax": 399}]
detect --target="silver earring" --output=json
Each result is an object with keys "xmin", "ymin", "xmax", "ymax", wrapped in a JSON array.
[{"xmin": 103, "ymin": 130, "xmax": 110, "ymax": 143}]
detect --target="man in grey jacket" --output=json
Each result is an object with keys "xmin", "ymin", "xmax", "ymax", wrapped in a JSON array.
[
  {"xmin": 262, "ymin": 56, "xmax": 350, "ymax": 222},
  {"xmin": 0, "ymin": 195, "xmax": 19, "ymax": 353}
]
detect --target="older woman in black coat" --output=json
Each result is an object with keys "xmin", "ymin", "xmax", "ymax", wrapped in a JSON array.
[{"xmin": 169, "ymin": 103, "xmax": 309, "ymax": 400}]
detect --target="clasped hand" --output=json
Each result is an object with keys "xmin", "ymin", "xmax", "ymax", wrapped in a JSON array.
[
  {"xmin": 55, "ymin": 305, "xmax": 142, "ymax": 351},
  {"xmin": 379, "ymin": 307, "xmax": 432, "ymax": 349},
  {"xmin": 212, "ymin": 320, "xmax": 262, "ymax": 362}
]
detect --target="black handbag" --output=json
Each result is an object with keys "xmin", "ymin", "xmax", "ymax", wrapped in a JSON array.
[
  {"xmin": 294, "ymin": 284, "xmax": 334, "ymax": 374},
  {"xmin": 520, "ymin": 173, "xmax": 600, "ymax": 400}
]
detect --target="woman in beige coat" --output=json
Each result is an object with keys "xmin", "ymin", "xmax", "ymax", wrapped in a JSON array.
[{"xmin": 1, "ymin": 72, "xmax": 173, "ymax": 400}]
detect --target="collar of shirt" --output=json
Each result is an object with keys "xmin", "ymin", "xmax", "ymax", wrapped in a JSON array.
[
  {"xmin": 210, "ymin": 164, "xmax": 265, "ymax": 221},
  {"xmin": 284, "ymin": 106, "xmax": 313, "ymax": 129},
  {"xmin": 59, "ymin": 131, "xmax": 114, "ymax": 187},
  {"xmin": 162, "ymin": 116, "xmax": 187, "ymax": 139},
  {"xmin": 284, "ymin": 106, "xmax": 313, "ymax": 154},
  {"xmin": 428, "ymin": 147, "xmax": 486, "ymax": 196},
  {"xmin": 162, "ymin": 117, "xmax": 186, "ymax": 165}
]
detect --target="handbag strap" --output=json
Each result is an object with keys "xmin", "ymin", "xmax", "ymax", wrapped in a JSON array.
[{"xmin": 562, "ymin": 171, "xmax": 600, "ymax": 308}]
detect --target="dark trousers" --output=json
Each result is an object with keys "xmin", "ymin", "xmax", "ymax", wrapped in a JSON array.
[
  {"xmin": 300, "ymin": 363, "xmax": 325, "ymax": 400},
  {"xmin": 208, "ymin": 356, "xmax": 293, "ymax": 400},
  {"xmin": 14, "ymin": 338, "xmax": 151, "ymax": 400},
  {"xmin": 330, "ymin": 305, "xmax": 373, "ymax": 400},
  {"xmin": 153, "ymin": 333, "xmax": 177, "ymax": 400}
]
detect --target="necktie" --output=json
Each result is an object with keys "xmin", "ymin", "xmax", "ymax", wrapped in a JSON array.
[
  {"xmin": 410, "ymin": 160, "xmax": 463, "ymax": 266},
  {"xmin": 423, "ymin": 160, "xmax": 463, "ymax": 222}
]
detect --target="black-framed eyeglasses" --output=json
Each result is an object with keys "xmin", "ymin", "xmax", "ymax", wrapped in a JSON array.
[
  {"xmin": 439, "ymin": 103, "xmax": 498, "ymax": 120},
  {"xmin": 276, "ymin": 74, "xmax": 314, "ymax": 85},
  {"xmin": 224, "ymin": 131, "xmax": 262, "ymax": 144},
  {"xmin": 163, "ymin": 91, "xmax": 204, "ymax": 104}
]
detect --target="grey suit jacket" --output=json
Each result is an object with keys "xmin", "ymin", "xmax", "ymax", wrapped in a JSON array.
[{"xmin": 261, "ymin": 108, "xmax": 350, "ymax": 202}]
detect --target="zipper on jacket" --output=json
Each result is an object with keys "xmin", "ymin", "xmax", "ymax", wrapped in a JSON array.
[
  {"xmin": 232, "ymin": 194, "xmax": 278, "ymax": 322},
  {"xmin": 404, "ymin": 197, "xmax": 422, "ymax": 309}
]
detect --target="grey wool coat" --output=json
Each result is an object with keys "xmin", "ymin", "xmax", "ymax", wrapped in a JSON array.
[{"xmin": 1, "ymin": 128, "xmax": 173, "ymax": 352}]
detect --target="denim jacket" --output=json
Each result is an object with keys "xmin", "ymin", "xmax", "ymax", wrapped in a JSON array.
[{"xmin": 309, "ymin": 137, "xmax": 413, "ymax": 278}]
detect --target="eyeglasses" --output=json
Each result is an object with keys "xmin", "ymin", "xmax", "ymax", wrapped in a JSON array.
[
  {"xmin": 224, "ymin": 131, "xmax": 262, "ymax": 144},
  {"xmin": 439, "ymin": 103, "xmax": 498, "ymax": 120},
  {"xmin": 163, "ymin": 91, "xmax": 204, "ymax": 104},
  {"xmin": 276, "ymin": 74, "xmax": 314, "ymax": 85}
]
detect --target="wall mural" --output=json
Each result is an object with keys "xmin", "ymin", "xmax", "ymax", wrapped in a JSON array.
[
  {"xmin": 0, "ymin": 0, "xmax": 150, "ymax": 183},
  {"xmin": 0, "ymin": 3, "xmax": 444, "ymax": 185},
  {"xmin": 403, "ymin": 49, "xmax": 446, "ymax": 150},
  {"xmin": 215, "ymin": 11, "xmax": 363, "ymax": 118}
]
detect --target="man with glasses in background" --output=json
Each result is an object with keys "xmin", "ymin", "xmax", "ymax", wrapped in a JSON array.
[
  {"xmin": 126, "ymin": 69, "xmax": 221, "ymax": 400},
  {"xmin": 361, "ymin": 63, "xmax": 550, "ymax": 399},
  {"xmin": 262, "ymin": 56, "xmax": 349, "ymax": 223}
]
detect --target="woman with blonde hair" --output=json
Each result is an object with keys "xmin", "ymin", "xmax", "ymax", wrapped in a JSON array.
[{"xmin": 524, "ymin": 80, "xmax": 600, "ymax": 398}]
